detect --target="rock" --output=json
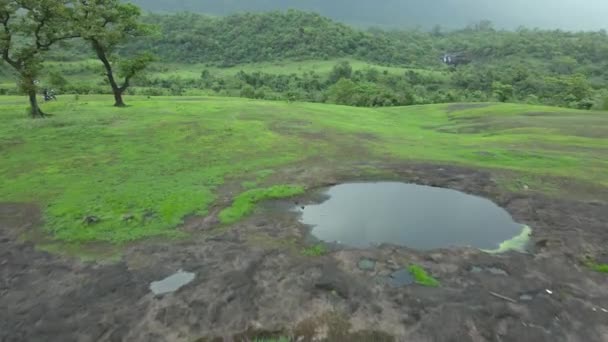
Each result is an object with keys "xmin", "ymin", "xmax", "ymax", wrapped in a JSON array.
[
  {"xmin": 358, "ymin": 258, "xmax": 376, "ymax": 271},
  {"xmin": 427, "ymin": 253, "xmax": 443, "ymax": 263},
  {"xmin": 143, "ymin": 210, "xmax": 157, "ymax": 220},
  {"xmin": 122, "ymin": 214, "xmax": 135, "ymax": 222},
  {"xmin": 470, "ymin": 266, "xmax": 483, "ymax": 274},
  {"xmin": 82, "ymin": 216, "xmax": 100, "ymax": 225},
  {"xmin": 486, "ymin": 267, "xmax": 508, "ymax": 276},
  {"xmin": 470, "ymin": 266, "xmax": 508, "ymax": 276},
  {"xmin": 314, "ymin": 266, "xmax": 350, "ymax": 299},
  {"xmin": 535, "ymin": 239, "xmax": 550, "ymax": 248},
  {"xmin": 519, "ymin": 294, "xmax": 534, "ymax": 302}
]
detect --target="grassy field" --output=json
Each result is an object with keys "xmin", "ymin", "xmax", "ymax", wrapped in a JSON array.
[
  {"xmin": 146, "ymin": 58, "xmax": 447, "ymax": 79},
  {"xmin": 0, "ymin": 58, "xmax": 448, "ymax": 91},
  {"xmin": 0, "ymin": 95, "xmax": 606, "ymax": 244}
]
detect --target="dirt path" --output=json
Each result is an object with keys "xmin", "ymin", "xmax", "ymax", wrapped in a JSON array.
[{"xmin": 1, "ymin": 165, "xmax": 607, "ymax": 342}]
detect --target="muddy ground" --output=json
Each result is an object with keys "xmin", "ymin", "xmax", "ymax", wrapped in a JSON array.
[{"xmin": 1, "ymin": 164, "xmax": 607, "ymax": 342}]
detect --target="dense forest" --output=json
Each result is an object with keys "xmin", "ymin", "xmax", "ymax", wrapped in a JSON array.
[
  {"xmin": 2, "ymin": 10, "xmax": 608, "ymax": 110},
  {"xmin": 130, "ymin": 0, "xmax": 608, "ymax": 30}
]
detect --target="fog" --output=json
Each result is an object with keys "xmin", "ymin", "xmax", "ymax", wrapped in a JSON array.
[{"xmin": 131, "ymin": 0, "xmax": 608, "ymax": 30}]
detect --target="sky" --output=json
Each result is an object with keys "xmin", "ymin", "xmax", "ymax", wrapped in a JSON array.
[
  {"xmin": 131, "ymin": 0, "xmax": 608, "ymax": 31},
  {"xmin": 452, "ymin": 0, "xmax": 608, "ymax": 30}
]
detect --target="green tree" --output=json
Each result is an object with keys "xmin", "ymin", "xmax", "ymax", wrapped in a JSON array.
[
  {"xmin": 74, "ymin": 0, "xmax": 153, "ymax": 107},
  {"xmin": 240, "ymin": 84, "xmax": 255, "ymax": 98},
  {"xmin": 492, "ymin": 81, "xmax": 513, "ymax": 102},
  {"xmin": 0, "ymin": 0, "xmax": 76, "ymax": 118},
  {"xmin": 326, "ymin": 78, "xmax": 357, "ymax": 105},
  {"xmin": 328, "ymin": 61, "xmax": 353, "ymax": 84},
  {"xmin": 49, "ymin": 71, "xmax": 69, "ymax": 91}
]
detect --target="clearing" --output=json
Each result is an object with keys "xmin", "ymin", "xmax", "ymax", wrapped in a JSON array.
[{"xmin": 1, "ymin": 96, "xmax": 607, "ymax": 341}]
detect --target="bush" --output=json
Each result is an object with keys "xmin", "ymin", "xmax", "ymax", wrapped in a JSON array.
[
  {"xmin": 49, "ymin": 71, "xmax": 69, "ymax": 91},
  {"xmin": 328, "ymin": 61, "xmax": 353, "ymax": 84},
  {"xmin": 593, "ymin": 93, "xmax": 608, "ymax": 111},
  {"xmin": 240, "ymin": 84, "xmax": 256, "ymax": 99}
]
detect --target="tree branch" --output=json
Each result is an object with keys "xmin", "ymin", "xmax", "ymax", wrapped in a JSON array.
[
  {"xmin": 18, "ymin": 2, "xmax": 79, "ymax": 50},
  {"xmin": 34, "ymin": 17, "xmax": 47, "ymax": 49},
  {"xmin": 120, "ymin": 74, "xmax": 133, "ymax": 92},
  {"xmin": 0, "ymin": 10, "xmax": 18, "ymax": 68}
]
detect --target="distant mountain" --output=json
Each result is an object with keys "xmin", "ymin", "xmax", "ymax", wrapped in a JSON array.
[{"xmin": 128, "ymin": 0, "xmax": 608, "ymax": 30}]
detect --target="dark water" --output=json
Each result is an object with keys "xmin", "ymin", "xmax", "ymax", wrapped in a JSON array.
[
  {"xmin": 299, "ymin": 183, "xmax": 525, "ymax": 250},
  {"xmin": 387, "ymin": 269, "xmax": 415, "ymax": 288}
]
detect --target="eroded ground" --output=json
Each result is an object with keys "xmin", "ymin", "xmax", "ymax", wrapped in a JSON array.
[{"xmin": 2, "ymin": 164, "xmax": 607, "ymax": 342}]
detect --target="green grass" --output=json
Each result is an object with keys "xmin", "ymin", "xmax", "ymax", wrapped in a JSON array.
[
  {"xmin": 585, "ymin": 260, "xmax": 608, "ymax": 274},
  {"xmin": 0, "ymin": 58, "xmax": 447, "ymax": 90},
  {"xmin": 218, "ymin": 185, "xmax": 305, "ymax": 224},
  {"xmin": 302, "ymin": 244, "xmax": 328, "ymax": 257},
  {"xmin": 0, "ymin": 95, "xmax": 606, "ymax": 244},
  {"xmin": 592, "ymin": 264, "xmax": 608, "ymax": 273},
  {"xmin": 408, "ymin": 265, "xmax": 440, "ymax": 287}
]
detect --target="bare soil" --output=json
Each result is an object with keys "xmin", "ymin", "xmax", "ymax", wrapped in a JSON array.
[{"xmin": 1, "ymin": 164, "xmax": 608, "ymax": 342}]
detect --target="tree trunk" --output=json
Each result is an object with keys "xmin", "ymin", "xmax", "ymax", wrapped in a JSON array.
[
  {"xmin": 28, "ymin": 89, "xmax": 45, "ymax": 118},
  {"xmin": 92, "ymin": 40, "xmax": 127, "ymax": 107},
  {"xmin": 113, "ymin": 90, "xmax": 125, "ymax": 107}
]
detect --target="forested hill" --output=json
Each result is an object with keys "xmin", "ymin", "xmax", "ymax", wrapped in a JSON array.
[
  {"xmin": 126, "ymin": 11, "xmax": 608, "ymax": 71},
  {"xmin": 106, "ymin": 10, "xmax": 608, "ymax": 110},
  {"xmin": 134, "ymin": 11, "xmax": 395, "ymax": 66},
  {"xmin": 128, "ymin": 0, "xmax": 608, "ymax": 30},
  {"xmin": 6, "ymin": 10, "xmax": 608, "ymax": 110}
]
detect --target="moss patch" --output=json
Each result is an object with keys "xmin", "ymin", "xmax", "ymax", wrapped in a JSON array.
[
  {"xmin": 219, "ymin": 185, "xmax": 305, "ymax": 224},
  {"xmin": 408, "ymin": 264, "xmax": 440, "ymax": 287},
  {"xmin": 585, "ymin": 260, "xmax": 608, "ymax": 274},
  {"xmin": 302, "ymin": 243, "xmax": 328, "ymax": 257},
  {"xmin": 483, "ymin": 225, "xmax": 532, "ymax": 254},
  {"xmin": 592, "ymin": 264, "xmax": 608, "ymax": 273}
]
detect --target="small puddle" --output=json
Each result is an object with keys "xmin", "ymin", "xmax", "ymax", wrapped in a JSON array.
[
  {"xmin": 387, "ymin": 269, "xmax": 415, "ymax": 288},
  {"xmin": 298, "ymin": 182, "xmax": 529, "ymax": 251},
  {"xmin": 150, "ymin": 270, "xmax": 195, "ymax": 295}
]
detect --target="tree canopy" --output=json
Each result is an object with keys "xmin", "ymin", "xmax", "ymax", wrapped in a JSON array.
[
  {"xmin": 0, "ymin": 0, "xmax": 77, "ymax": 117},
  {"xmin": 74, "ymin": 0, "xmax": 153, "ymax": 106},
  {"xmin": 1, "ymin": 8, "xmax": 607, "ymax": 111}
]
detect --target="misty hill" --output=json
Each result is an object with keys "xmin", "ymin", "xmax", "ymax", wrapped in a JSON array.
[
  {"xmin": 130, "ymin": 11, "xmax": 419, "ymax": 66},
  {"xmin": 6, "ymin": 9, "xmax": 607, "ymax": 110},
  {"xmin": 124, "ymin": 11, "xmax": 608, "ymax": 70},
  {"xmin": 129, "ymin": 0, "xmax": 608, "ymax": 30}
]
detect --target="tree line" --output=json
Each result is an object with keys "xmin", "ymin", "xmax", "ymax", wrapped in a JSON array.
[
  {"xmin": 128, "ymin": 60, "xmax": 602, "ymax": 109},
  {"xmin": 119, "ymin": 11, "xmax": 607, "ymax": 109},
  {"xmin": 0, "ymin": 0, "xmax": 152, "ymax": 117},
  {"xmin": 2, "ymin": 6, "xmax": 608, "ymax": 114}
]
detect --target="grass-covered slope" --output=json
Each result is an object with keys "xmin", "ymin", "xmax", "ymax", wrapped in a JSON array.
[
  {"xmin": 3, "ymin": 58, "xmax": 444, "ymax": 95},
  {"xmin": 0, "ymin": 96, "xmax": 606, "ymax": 243}
]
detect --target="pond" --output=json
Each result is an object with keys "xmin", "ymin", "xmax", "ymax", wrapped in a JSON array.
[{"xmin": 298, "ymin": 182, "xmax": 529, "ymax": 251}]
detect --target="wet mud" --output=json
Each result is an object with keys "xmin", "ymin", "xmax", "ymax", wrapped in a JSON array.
[{"xmin": 1, "ymin": 164, "xmax": 608, "ymax": 341}]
